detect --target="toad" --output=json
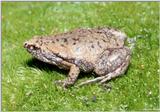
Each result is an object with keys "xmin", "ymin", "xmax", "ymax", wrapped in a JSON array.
[{"xmin": 24, "ymin": 27, "xmax": 131, "ymax": 88}]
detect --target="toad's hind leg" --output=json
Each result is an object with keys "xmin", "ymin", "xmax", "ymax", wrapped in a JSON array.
[
  {"xmin": 78, "ymin": 47, "xmax": 131, "ymax": 86},
  {"xmin": 99, "ymin": 55, "xmax": 130, "ymax": 84}
]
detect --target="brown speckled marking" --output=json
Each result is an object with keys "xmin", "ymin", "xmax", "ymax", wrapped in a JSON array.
[
  {"xmin": 102, "ymin": 39, "xmax": 107, "ymax": 42},
  {"xmin": 63, "ymin": 38, "xmax": 68, "ymax": 43},
  {"xmin": 56, "ymin": 39, "xmax": 59, "ymax": 41},
  {"xmin": 91, "ymin": 44, "xmax": 94, "ymax": 48},
  {"xmin": 73, "ymin": 42, "xmax": 76, "ymax": 45},
  {"xmin": 97, "ymin": 41, "xmax": 102, "ymax": 48},
  {"xmin": 72, "ymin": 38, "xmax": 79, "ymax": 41}
]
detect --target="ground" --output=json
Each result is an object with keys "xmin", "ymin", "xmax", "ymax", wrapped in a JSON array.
[{"xmin": 2, "ymin": 2, "xmax": 159, "ymax": 111}]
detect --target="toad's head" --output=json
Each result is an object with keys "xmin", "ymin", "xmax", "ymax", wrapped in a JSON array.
[{"xmin": 23, "ymin": 36, "xmax": 44, "ymax": 54}]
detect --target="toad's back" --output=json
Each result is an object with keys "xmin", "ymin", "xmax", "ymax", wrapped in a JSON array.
[{"xmin": 34, "ymin": 27, "xmax": 127, "ymax": 62}]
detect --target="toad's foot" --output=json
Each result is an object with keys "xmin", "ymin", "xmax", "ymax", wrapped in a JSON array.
[
  {"xmin": 55, "ymin": 64, "xmax": 80, "ymax": 88},
  {"xmin": 77, "ymin": 55, "xmax": 130, "ymax": 87}
]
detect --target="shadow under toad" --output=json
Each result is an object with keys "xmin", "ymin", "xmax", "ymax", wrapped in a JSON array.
[{"xmin": 25, "ymin": 58, "xmax": 93, "ymax": 79}]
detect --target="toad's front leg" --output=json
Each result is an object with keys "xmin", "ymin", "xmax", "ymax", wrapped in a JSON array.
[
  {"xmin": 55, "ymin": 61, "xmax": 80, "ymax": 88},
  {"xmin": 63, "ymin": 64, "xmax": 80, "ymax": 88}
]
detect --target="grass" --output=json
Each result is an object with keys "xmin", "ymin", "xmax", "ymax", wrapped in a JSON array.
[{"xmin": 2, "ymin": 2, "xmax": 159, "ymax": 111}]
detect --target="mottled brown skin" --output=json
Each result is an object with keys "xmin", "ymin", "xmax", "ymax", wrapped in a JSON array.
[{"xmin": 24, "ymin": 27, "xmax": 131, "ymax": 88}]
